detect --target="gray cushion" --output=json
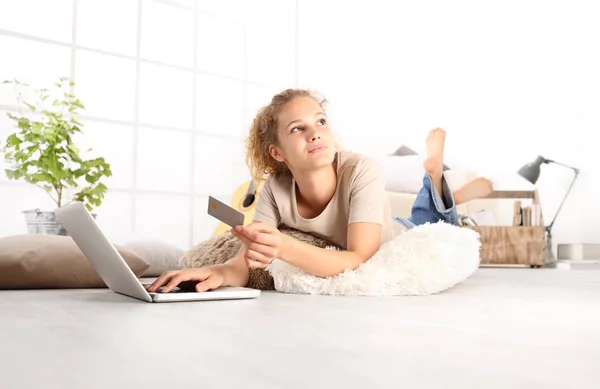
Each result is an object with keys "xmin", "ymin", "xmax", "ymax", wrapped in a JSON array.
[
  {"xmin": 121, "ymin": 239, "xmax": 184, "ymax": 277},
  {"xmin": 392, "ymin": 145, "xmax": 419, "ymax": 156}
]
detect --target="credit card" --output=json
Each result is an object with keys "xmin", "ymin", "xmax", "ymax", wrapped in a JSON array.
[{"xmin": 207, "ymin": 196, "xmax": 245, "ymax": 228}]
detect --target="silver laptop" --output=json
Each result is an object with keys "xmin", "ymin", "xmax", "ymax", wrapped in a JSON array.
[{"xmin": 54, "ymin": 202, "xmax": 260, "ymax": 303}]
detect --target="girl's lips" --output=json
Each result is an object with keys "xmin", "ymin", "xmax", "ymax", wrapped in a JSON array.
[{"xmin": 309, "ymin": 146, "xmax": 327, "ymax": 153}]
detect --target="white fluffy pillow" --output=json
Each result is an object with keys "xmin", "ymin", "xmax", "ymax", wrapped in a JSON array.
[{"xmin": 267, "ymin": 222, "xmax": 481, "ymax": 296}]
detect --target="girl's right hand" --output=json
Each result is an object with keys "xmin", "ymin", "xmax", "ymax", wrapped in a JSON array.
[{"xmin": 146, "ymin": 266, "xmax": 226, "ymax": 293}]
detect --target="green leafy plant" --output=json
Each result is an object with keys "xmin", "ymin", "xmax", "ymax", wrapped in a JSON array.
[{"xmin": 0, "ymin": 77, "xmax": 112, "ymax": 211}]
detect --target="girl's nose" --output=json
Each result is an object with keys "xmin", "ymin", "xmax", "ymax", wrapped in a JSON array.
[{"xmin": 307, "ymin": 127, "xmax": 320, "ymax": 141}]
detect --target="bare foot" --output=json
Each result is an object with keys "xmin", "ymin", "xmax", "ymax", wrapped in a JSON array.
[
  {"xmin": 453, "ymin": 177, "xmax": 494, "ymax": 205},
  {"xmin": 423, "ymin": 127, "xmax": 446, "ymax": 196}
]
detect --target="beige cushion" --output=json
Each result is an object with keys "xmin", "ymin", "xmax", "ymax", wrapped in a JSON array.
[
  {"xmin": 0, "ymin": 234, "xmax": 150, "ymax": 289},
  {"xmin": 386, "ymin": 191, "xmax": 418, "ymax": 219}
]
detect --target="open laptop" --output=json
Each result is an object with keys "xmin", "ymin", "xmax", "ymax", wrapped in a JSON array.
[{"xmin": 54, "ymin": 202, "xmax": 260, "ymax": 303}]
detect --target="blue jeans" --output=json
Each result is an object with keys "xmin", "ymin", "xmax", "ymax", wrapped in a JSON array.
[{"xmin": 393, "ymin": 173, "xmax": 459, "ymax": 230}]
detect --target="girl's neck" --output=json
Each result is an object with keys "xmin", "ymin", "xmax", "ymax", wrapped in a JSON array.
[{"xmin": 293, "ymin": 159, "xmax": 338, "ymax": 211}]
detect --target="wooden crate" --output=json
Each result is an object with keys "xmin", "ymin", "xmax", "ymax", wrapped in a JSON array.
[{"xmin": 464, "ymin": 190, "xmax": 547, "ymax": 267}]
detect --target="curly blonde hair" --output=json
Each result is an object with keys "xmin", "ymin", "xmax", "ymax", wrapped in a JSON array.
[{"xmin": 245, "ymin": 89, "xmax": 327, "ymax": 182}]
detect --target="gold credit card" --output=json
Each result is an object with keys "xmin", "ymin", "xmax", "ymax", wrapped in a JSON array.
[{"xmin": 207, "ymin": 196, "xmax": 245, "ymax": 227}]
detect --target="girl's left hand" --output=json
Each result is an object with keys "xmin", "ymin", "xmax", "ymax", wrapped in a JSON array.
[{"xmin": 231, "ymin": 222, "xmax": 284, "ymax": 268}]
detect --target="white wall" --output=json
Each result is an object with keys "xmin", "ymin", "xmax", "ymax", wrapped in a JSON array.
[
  {"xmin": 297, "ymin": 0, "xmax": 599, "ymax": 252},
  {"xmin": 2, "ymin": 0, "xmax": 598, "ymax": 254},
  {"xmin": 0, "ymin": 0, "xmax": 296, "ymax": 249}
]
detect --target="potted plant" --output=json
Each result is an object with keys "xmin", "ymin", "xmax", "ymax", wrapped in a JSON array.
[{"xmin": 0, "ymin": 77, "xmax": 112, "ymax": 235}]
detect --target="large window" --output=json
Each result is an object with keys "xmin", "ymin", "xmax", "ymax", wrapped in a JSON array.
[{"xmin": 0, "ymin": 0, "xmax": 297, "ymax": 248}]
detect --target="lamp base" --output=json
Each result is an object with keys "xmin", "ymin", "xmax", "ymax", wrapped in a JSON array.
[{"xmin": 544, "ymin": 227, "xmax": 558, "ymax": 267}]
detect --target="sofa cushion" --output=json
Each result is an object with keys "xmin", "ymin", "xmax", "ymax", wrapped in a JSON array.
[{"xmin": 0, "ymin": 234, "xmax": 150, "ymax": 289}]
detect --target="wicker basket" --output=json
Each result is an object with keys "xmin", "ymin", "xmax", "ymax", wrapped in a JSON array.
[
  {"xmin": 464, "ymin": 190, "xmax": 547, "ymax": 267},
  {"xmin": 466, "ymin": 225, "xmax": 546, "ymax": 266}
]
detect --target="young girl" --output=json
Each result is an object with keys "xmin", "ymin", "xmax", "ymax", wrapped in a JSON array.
[{"xmin": 148, "ymin": 89, "xmax": 492, "ymax": 293}]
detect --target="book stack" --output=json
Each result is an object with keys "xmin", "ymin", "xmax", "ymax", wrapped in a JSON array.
[
  {"xmin": 513, "ymin": 201, "xmax": 522, "ymax": 226},
  {"xmin": 512, "ymin": 201, "xmax": 542, "ymax": 226}
]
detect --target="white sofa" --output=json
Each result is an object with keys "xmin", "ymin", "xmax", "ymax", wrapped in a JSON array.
[
  {"xmin": 386, "ymin": 168, "xmax": 516, "ymax": 227},
  {"xmin": 386, "ymin": 169, "xmax": 477, "ymax": 219}
]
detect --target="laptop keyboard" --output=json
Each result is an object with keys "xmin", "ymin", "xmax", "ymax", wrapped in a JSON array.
[{"xmin": 143, "ymin": 283, "xmax": 197, "ymax": 293}]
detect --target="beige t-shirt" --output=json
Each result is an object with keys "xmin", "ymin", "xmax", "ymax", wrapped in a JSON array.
[{"xmin": 252, "ymin": 149, "xmax": 396, "ymax": 249}]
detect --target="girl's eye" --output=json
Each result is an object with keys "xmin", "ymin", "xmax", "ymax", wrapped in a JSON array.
[
  {"xmin": 291, "ymin": 126, "xmax": 303, "ymax": 133},
  {"xmin": 318, "ymin": 118, "xmax": 327, "ymax": 125}
]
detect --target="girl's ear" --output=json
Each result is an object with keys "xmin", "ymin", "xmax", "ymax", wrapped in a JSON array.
[{"xmin": 269, "ymin": 144, "xmax": 285, "ymax": 162}]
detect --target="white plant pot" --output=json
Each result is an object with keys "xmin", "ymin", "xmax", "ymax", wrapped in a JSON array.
[{"xmin": 22, "ymin": 208, "xmax": 96, "ymax": 235}]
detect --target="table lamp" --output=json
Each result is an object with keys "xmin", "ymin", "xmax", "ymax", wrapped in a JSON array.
[{"xmin": 517, "ymin": 156, "xmax": 580, "ymax": 262}]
